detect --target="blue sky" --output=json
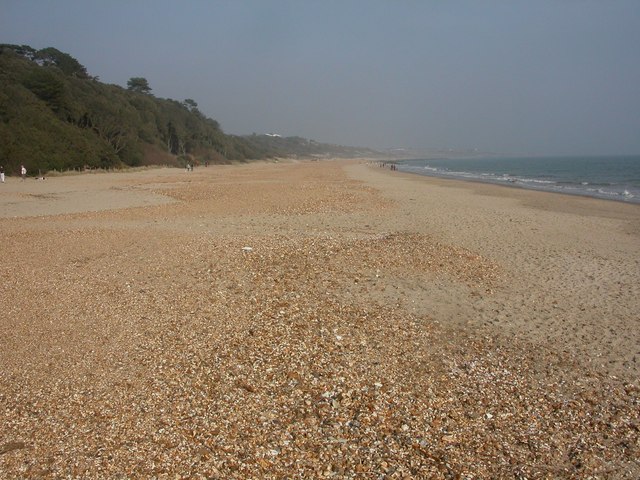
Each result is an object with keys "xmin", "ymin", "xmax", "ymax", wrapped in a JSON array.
[{"xmin": 2, "ymin": 1, "xmax": 640, "ymax": 155}]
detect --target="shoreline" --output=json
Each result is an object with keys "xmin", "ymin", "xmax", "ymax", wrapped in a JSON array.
[
  {"xmin": 405, "ymin": 169, "xmax": 640, "ymax": 205},
  {"xmin": 385, "ymin": 156, "xmax": 640, "ymax": 206},
  {"xmin": 370, "ymin": 159, "xmax": 640, "ymax": 223},
  {"xmin": 1, "ymin": 159, "xmax": 638, "ymax": 477}
]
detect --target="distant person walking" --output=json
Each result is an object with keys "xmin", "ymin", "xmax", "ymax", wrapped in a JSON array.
[
  {"xmin": 20, "ymin": 165, "xmax": 26, "ymax": 180},
  {"xmin": 0, "ymin": 165, "xmax": 4, "ymax": 183}
]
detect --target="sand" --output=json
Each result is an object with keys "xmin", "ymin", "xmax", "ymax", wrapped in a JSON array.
[{"xmin": 1, "ymin": 160, "xmax": 638, "ymax": 478}]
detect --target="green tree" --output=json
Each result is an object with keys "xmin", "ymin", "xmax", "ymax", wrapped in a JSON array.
[
  {"xmin": 127, "ymin": 77, "xmax": 152, "ymax": 94},
  {"xmin": 183, "ymin": 98, "xmax": 198, "ymax": 111},
  {"xmin": 21, "ymin": 69, "xmax": 66, "ymax": 112},
  {"xmin": 35, "ymin": 47, "xmax": 89, "ymax": 78},
  {"xmin": 0, "ymin": 44, "xmax": 37, "ymax": 60},
  {"xmin": 166, "ymin": 121, "xmax": 181, "ymax": 154}
]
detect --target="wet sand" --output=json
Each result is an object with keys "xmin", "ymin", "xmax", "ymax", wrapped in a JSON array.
[{"xmin": 1, "ymin": 160, "xmax": 638, "ymax": 478}]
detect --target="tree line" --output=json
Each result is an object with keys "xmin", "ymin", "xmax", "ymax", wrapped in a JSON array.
[
  {"xmin": 0, "ymin": 44, "xmax": 278, "ymax": 175},
  {"xmin": 0, "ymin": 44, "xmax": 380, "ymax": 176}
]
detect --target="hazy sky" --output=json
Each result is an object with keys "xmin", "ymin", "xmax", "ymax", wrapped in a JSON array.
[{"xmin": 2, "ymin": 1, "xmax": 640, "ymax": 155}]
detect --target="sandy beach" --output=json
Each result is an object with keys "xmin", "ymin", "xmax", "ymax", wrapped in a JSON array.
[{"xmin": 1, "ymin": 160, "xmax": 638, "ymax": 478}]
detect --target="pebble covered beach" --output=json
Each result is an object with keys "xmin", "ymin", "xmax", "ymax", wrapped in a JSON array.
[{"xmin": 1, "ymin": 160, "xmax": 638, "ymax": 478}]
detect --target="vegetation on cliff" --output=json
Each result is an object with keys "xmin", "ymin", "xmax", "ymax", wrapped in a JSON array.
[{"xmin": 0, "ymin": 44, "xmax": 378, "ymax": 176}]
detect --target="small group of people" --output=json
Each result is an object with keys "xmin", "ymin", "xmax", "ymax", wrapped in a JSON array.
[
  {"xmin": 0, "ymin": 165, "xmax": 27, "ymax": 182},
  {"xmin": 377, "ymin": 162, "xmax": 397, "ymax": 171}
]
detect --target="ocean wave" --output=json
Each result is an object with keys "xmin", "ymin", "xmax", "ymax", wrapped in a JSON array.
[
  {"xmin": 397, "ymin": 158, "xmax": 640, "ymax": 204},
  {"xmin": 517, "ymin": 178, "xmax": 556, "ymax": 185}
]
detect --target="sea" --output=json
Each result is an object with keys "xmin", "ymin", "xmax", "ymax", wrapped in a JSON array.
[{"xmin": 395, "ymin": 155, "xmax": 640, "ymax": 204}]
